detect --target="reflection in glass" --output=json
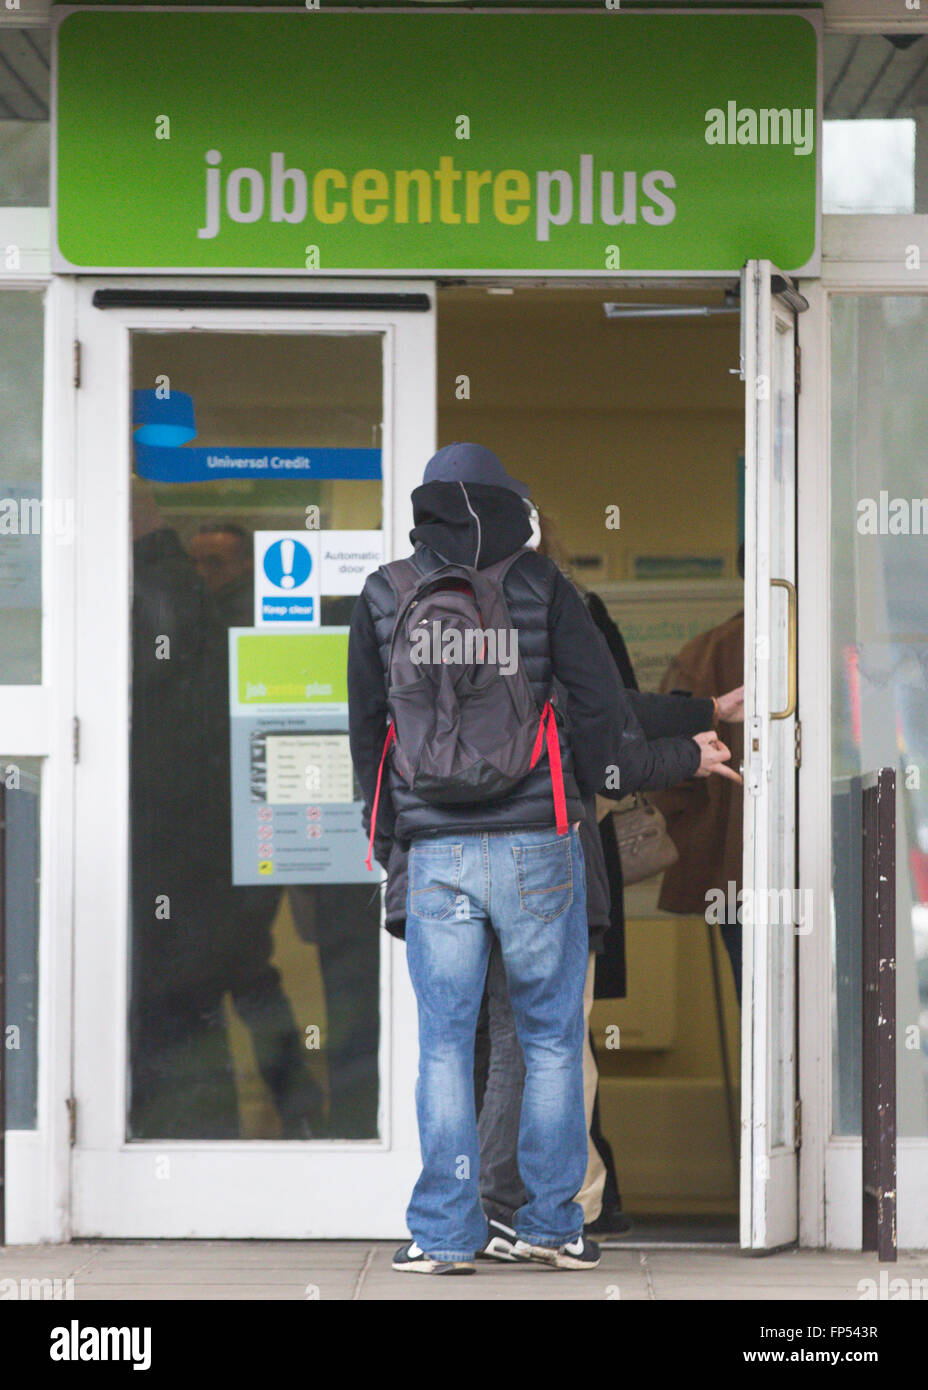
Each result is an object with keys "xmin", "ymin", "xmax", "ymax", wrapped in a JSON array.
[
  {"xmin": 823, "ymin": 34, "xmax": 928, "ymax": 214},
  {"xmin": 0, "ymin": 291, "xmax": 44, "ymax": 683},
  {"xmin": 0, "ymin": 29, "xmax": 49, "ymax": 207},
  {"xmin": 2, "ymin": 756, "xmax": 40, "ymax": 1129},
  {"xmin": 128, "ymin": 332, "xmax": 383, "ymax": 1140},
  {"xmin": 830, "ymin": 296, "xmax": 928, "ymax": 1139},
  {"xmin": 823, "ymin": 121, "xmax": 913, "ymax": 216}
]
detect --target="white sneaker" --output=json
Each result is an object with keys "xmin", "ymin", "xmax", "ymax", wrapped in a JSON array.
[{"xmin": 512, "ymin": 1233, "xmax": 601, "ymax": 1270}]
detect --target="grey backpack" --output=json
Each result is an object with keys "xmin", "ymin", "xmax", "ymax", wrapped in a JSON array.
[{"xmin": 364, "ymin": 552, "xmax": 567, "ymax": 869}]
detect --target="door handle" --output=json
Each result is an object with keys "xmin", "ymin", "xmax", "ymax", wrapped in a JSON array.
[{"xmin": 770, "ymin": 578, "xmax": 797, "ymax": 720}]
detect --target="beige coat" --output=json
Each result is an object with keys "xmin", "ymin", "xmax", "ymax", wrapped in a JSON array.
[{"xmin": 650, "ymin": 612, "xmax": 744, "ymax": 914}]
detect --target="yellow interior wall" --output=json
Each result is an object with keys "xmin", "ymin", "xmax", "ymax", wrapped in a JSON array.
[
  {"xmin": 591, "ymin": 921, "xmax": 740, "ymax": 1214},
  {"xmin": 439, "ymin": 285, "xmax": 743, "ymax": 1216},
  {"xmin": 437, "ymin": 286, "xmax": 744, "ymax": 583}
]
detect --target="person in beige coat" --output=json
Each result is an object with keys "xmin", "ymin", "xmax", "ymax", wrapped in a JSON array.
[{"xmin": 650, "ymin": 594, "xmax": 745, "ymax": 1000}]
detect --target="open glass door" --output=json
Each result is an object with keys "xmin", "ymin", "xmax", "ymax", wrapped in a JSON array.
[
  {"xmin": 72, "ymin": 280, "xmax": 434, "ymax": 1237},
  {"xmin": 740, "ymin": 260, "xmax": 806, "ymax": 1250}
]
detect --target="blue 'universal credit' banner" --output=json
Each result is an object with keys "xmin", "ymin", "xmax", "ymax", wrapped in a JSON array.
[{"xmin": 132, "ymin": 389, "xmax": 382, "ymax": 482}]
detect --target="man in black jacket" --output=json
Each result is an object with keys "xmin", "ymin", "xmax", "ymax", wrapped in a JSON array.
[{"xmin": 348, "ymin": 443, "xmax": 734, "ymax": 1274}]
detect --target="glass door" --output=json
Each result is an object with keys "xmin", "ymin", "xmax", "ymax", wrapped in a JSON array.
[
  {"xmin": 72, "ymin": 280, "xmax": 434, "ymax": 1237},
  {"xmin": 828, "ymin": 289, "xmax": 928, "ymax": 1249},
  {"xmin": 740, "ymin": 260, "xmax": 804, "ymax": 1250}
]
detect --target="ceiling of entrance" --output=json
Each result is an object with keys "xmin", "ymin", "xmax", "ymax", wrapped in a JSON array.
[{"xmin": 5, "ymin": 21, "xmax": 928, "ymax": 125}]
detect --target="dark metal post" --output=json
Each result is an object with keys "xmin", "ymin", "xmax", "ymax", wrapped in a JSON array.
[{"xmin": 861, "ymin": 767, "xmax": 896, "ymax": 1262}]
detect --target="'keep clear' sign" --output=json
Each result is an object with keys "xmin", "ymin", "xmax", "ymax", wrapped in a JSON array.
[{"xmin": 255, "ymin": 529, "xmax": 383, "ymax": 626}]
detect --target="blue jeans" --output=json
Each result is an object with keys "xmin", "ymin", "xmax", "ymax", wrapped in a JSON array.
[{"xmin": 405, "ymin": 825, "xmax": 588, "ymax": 1261}]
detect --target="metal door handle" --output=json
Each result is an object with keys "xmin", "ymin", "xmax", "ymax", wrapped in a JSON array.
[{"xmin": 770, "ymin": 577, "xmax": 797, "ymax": 720}]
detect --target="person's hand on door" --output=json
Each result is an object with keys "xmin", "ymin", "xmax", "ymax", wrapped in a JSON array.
[
  {"xmin": 692, "ymin": 730, "xmax": 743, "ymax": 783},
  {"xmin": 713, "ymin": 685, "xmax": 745, "ymax": 724}
]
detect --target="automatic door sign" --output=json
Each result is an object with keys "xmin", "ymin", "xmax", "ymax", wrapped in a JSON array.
[
  {"xmin": 255, "ymin": 531, "xmax": 320, "ymax": 626},
  {"xmin": 320, "ymin": 532, "xmax": 384, "ymax": 594}
]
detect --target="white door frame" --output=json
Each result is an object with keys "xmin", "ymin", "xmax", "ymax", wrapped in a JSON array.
[
  {"xmin": 795, "ymin": 272, "xmax": 831, "ymax": 1250},
  {"xmin": 0, "ymin": 263, "xmax": 76, "ymax": 1244},
  {"xmin": 63, "ymin": 269, "xmax": 825, "ymax": 1243},
  {"xmin": 740, "ymin": 261, "xmax": 801, "ymax": 1250},
  {"xmin": 797, "ymin": 215, "xmax": 928, "ymax": 1250},
  {"xmin": 70, "ymin": 276, "xmax": 434, "ymax": 1238}
]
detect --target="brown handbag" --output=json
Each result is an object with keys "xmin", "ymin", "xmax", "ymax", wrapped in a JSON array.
[{"xmin": 597, "ymin": 791, "xmax": 680, "ymax": 886}]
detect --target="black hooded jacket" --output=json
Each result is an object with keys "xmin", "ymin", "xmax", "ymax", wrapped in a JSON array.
[{"xmin": 348, "ymin": 481, "xmax": 702, "ymax": 876}]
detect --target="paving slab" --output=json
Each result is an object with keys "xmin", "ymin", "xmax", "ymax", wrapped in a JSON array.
[
  {"xmin": 353, "ymin": 1244, "xmax": 649, "ymax": 1300},
  {"xmin": 72, "ymin": 1284, "xmax": 340, "ymax": 1301},
  {"xmin": 1, "ymin": 1241, "xmax": 926, "ymax": 1300}
]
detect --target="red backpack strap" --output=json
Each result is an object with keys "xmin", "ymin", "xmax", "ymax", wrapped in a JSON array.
[
  {"xmin": 365, "ymin": 723, "xmax": 396, "ymax": 872},
  {"xmin": 529, "ymin": 700, "xmax": 569, "ymax": 836}
]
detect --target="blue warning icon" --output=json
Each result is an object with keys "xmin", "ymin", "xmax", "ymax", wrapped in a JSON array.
[{"xmin": 263, "ymin": 538, "xmax": 312, "ymax": 591}]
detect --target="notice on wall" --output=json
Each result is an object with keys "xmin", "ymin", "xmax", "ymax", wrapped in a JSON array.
[
  {"xmin": 601, "ymin": 580, "xmax": 744, "ymax": 693},
  {"xmin": 229, "ymin": 628, "xmax": 371, "ymax": 884},
  {"xmin": 265, "ymin": 733, "xmax": 354, "ymax": 805}
]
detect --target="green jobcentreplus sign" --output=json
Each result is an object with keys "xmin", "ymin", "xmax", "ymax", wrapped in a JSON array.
[{"xmin": 53, "ymin": 9, "xmax": 819, "ymax": 275}]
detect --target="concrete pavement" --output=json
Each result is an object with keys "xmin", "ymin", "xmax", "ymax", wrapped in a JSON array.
[{"xmin": 2, "ymin": 1240, "xmax": 927, "ymax": 1301}]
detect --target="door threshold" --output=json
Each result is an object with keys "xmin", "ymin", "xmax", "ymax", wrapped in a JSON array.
[
  {"xmin": 599, "ymin": 1239, "xmax": 740, "ymax": 1251},
  {"xmin": 597, "ymin": 1215, "xmax": 740, "ymax": 1248}
]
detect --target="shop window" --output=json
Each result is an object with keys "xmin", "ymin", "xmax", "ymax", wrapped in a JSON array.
[
  {"xmin": 2, "ymin": 756, "xmax": 40, "ymax": 1130},
  {"xmin": 822, "ymin": 34, "xmax": 928, "ymax": 214},
  {"xmin": 0, "ymin": 28, "xmax": 49, "ymax": 207},
  {"xmin": 830, "ymin": 296, "xmax": 928, "ymax": 1140},
  {"xmin": 0, "ymin": 289, "xmax": 44, "ymax": 684}
]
